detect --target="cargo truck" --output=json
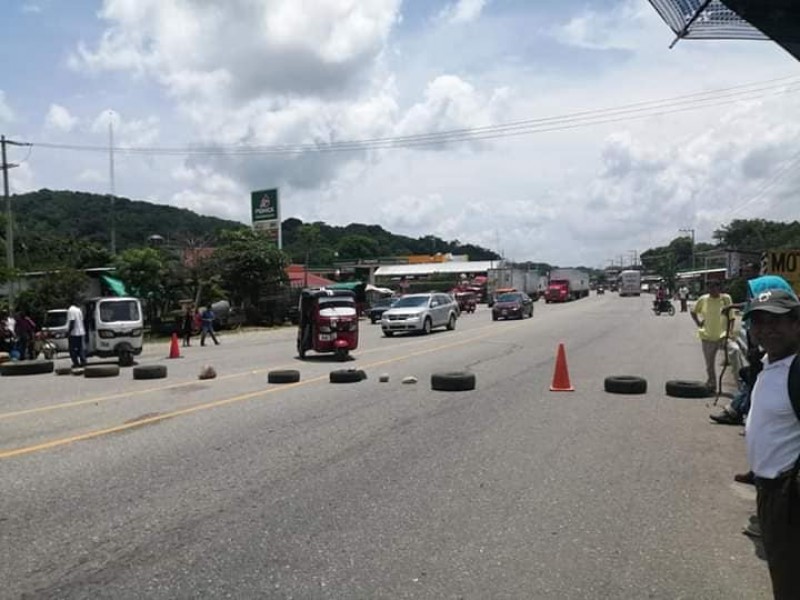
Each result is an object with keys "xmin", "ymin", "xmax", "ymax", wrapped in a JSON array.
[
  {"xmin": 618, "ymin": 270, "xmax": 642, "ymax": 297},
  {"xmin": 545, "ymin": 268, "xmax": 590, "ymax": 302},
  {"xmin": 488, "ymin": 268, "xmax": 545, "ymax": 303}
]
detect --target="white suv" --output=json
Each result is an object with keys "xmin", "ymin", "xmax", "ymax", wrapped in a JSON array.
[{"xmin": 381, "ymin": 293, "xmax": 459, "ymax": 336}]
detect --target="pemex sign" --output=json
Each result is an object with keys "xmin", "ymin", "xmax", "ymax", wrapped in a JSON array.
[{"xmin": 251, "ymin": 188, "xmax": 281, "ymax": 248}]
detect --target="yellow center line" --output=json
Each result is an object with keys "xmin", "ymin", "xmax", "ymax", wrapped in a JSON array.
[{"xmin": 0, "ymin": 327, "xmax": 500, "ymax": 460}]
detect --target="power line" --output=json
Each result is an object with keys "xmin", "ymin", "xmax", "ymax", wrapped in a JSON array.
[
  {"xmin": 21, "ymin": 76, "xmax": 800, "ymax": 157},
  {"xmin": 720, "ymin": 150, "xmax": 800, "ymax": 221}
]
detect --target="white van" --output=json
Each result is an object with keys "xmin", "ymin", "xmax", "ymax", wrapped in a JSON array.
[
  {"xmin": 84, "ymin": 297, "xmax": 144, "ymax": 366},
  {"xmin": 41, "ymin": 309, "xmax": 70, "ymax": 354}
]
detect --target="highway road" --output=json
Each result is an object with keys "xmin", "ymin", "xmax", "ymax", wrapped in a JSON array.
[{"xmin": 0, "ymin": 293, "xmax": 770, "ymax": 599}]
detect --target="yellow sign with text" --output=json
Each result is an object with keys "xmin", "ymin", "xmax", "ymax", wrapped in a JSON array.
[{"xmin": 765, "ymin": 249, "xmax": 800, "ymax": 295}]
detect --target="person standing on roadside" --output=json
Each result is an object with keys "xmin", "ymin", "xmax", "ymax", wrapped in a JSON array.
[
  {"xmin": 200, "ymin": 306, "xmax": 219, "ymax": 346},
  {"xmin": 14, "ymin": 311, "xmax": 36, "ymax": 360},
  {"xmin": 678, "ymin": 284, "xmax": 690, "ymax": 312},
  {"xmin": 691, "ymin": 279, "xmax": 733, "ymax": 392},
  {"xmin": 181, "ymin": 305, "xmax": 194, "ymax": 347},
  {"xmin": 66, "ymin": 299, "xmax": 87, "ymax": 368},
  {"xmin": 743, "ymin": 289, "xmax": 800, "ymax": 599}
]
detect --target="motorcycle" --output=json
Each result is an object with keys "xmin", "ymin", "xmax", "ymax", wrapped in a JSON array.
[{"xmin": 652, "ymin": 298, "xmax": 676, "ymax": 316}]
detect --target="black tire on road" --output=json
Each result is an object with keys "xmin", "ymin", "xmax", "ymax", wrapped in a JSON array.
[
  {"xmin": 431, "ymin": 371, "xmax": 476, "ymax": 392},
  {"xmin": 422, "ymin": 318, "xmax": 432, "ymax": 335},
  {"xmin": 55, "ymin": 366, "xmax": 73, "ymax": 376},
  {"xmin": 268, "ymin": 369, "xmax": 301, "ymax": 384},
  {"xmin": 330, "ymin": 369, "xmax": 364, "ymax": 384},
  {"xmin": 119, "ymin": 351, "xmax": 135, "ymax": 367},
  {"xmin": 0, "ymin": 360, "xmax": 54, "ymax": 376},
  {"xmin": 604, "ymin": 375, "xmax": 647, "ymax": 394},
  {"xmin": 665, "ymin": 379, "xmax": 710, "ymax": 398},
  {"xmin": 84, "ymin": 365, "xmax": 121, "ymax": 378},
  {"xmin": 446, "ymin": 314, "xmax": 456, "ymax": 330},
  {"xmin": 383, "ymin": 330, "xmax": 394, "ymax": 337},
  {"xmin": 133, "ymin": 365, "xmax": 168, "ymax": 380}
]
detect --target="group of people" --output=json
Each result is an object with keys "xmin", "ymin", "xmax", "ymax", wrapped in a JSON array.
[
  {"xmin": 1, "ymin": 310, "xmax": 39, "ymax": 360},
  {"xmin": 692, "ymin": 276, "xmax": 800, "ymax": 599},
  {"xmin": 179, "ymin": 305, "xmax": 219, "ymax": 347},
  {"xmin": 651, "ymin": 282, "xmax": 691, "ymax": 312}
]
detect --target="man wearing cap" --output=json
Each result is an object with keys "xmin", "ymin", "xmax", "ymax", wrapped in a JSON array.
[
  {"xmin": 710, "ymin": 275, "xmax": 797, "ymax": 426},
  {"xmin": 744, "ymin": 289, "xmax": 800, "ymax": 599},
  {"xmin": 690, "ymin": 280, "xmax": 732, "ymax": 392}
]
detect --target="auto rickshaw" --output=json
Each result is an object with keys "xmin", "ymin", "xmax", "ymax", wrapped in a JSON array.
[
  {"xmin": 454, "ymin": 291, "xmax": 477, "ymax": 314},
  {"xmin": 296, "ymin": 288, "xmax": 359, "ymax": 361}
]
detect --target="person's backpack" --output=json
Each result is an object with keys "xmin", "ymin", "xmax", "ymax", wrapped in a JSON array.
[{"xmin": 790, "ymin": 354, "xmax": 800, "ymax": 421}]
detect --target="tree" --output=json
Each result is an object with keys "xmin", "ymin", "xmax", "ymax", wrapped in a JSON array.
[
  {"xmin": 115, "ymin": 248, "xmax": 167, "ymax": 299},
  {"xmin": 714, "ymin": 219, "xmax": 800, "ymax": 251},
  {"xmin": 297, "ymin": 223, "xmax": 322, "ymax": 268},
  {"xmin": 336, "ymin": 235, "xmax": 380, "ymax": 260},
  {"xmin": 214, "ymin": 229, "xmax": 289, "ymax": 307},
  {"xmin": 14, "ymin": 269, "xmax": 90, "ymax": 324}
]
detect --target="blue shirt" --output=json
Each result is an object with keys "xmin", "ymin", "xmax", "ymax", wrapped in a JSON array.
[{"xmin": 201, "ymin": 310, "xmax": 215, "ymax": 331}]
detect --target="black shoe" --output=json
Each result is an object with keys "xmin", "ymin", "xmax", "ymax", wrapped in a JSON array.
[
  {"xmin": 734, "ymin": 471, "xmax": 755, "ymax": 485},
  {"xmin": 742, "ymin": 521, "xmax": 761, "ymax": 538},
  {"xmin": 709, "ymin": 410, "xmax": 743, "ymax": 425}
]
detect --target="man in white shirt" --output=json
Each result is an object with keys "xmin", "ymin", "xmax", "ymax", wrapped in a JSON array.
[
  {"xmin": 678, "ymin": 284, "xmax": 689, "ymax": 312},
  {"xmin": 66, "ymin": 300, "xmax": 86, "ymax": 368},
  {"xmin": 744, "ymin": 289, "xmax": 800, "ymax": 599}
]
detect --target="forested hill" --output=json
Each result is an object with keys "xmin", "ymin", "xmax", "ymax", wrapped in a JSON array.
[
  {"xmin": 5, "ymin": 189, "xmax": 501, "ymax": 270},
  {"xmin": 9, "ymin": 189, "xmax": 243, "ymax": 266}
]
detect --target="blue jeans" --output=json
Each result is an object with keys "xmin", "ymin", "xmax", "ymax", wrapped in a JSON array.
[
  {"xmin": 68, "ymin": 335, "xmax": 86, "ymax": 367},
  {"xmin": 730, "ymin": 379, "xmax": 752, "ymax": 417}
]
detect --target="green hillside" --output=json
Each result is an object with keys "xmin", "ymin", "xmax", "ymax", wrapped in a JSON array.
[{"xmin": 3, "ymin": 189, "xmax": 502, "ymax": 271}]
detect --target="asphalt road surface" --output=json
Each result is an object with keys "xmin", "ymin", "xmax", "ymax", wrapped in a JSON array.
[{"xmin": 0, "ymin": 294, "xmax": 770, "ymax": 599}]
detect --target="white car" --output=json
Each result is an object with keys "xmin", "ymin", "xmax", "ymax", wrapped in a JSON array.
[{"xmin": 381, "ymin": 293, "xmax": 459, "ymax": 336}]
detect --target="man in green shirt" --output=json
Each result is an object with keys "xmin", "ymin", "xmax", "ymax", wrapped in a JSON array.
[{"xmin": 691, "ymin": 279, "xmax": 733, "ymax": 392}]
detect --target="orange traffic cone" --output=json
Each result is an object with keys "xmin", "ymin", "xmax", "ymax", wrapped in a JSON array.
[
  {"xmin": 550, "ymin": 343, "xmax": 574, "ymax": 392},
  {"xmin": 168, "ymin": 332, "xmax": 181, "ymax": 359}
]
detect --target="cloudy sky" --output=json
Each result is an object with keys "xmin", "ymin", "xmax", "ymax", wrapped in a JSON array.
[{"xmin": 1, "ymin": 0, "xmax": 798, "ymax": 267}]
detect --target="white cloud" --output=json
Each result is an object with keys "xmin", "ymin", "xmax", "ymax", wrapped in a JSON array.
[
  {"xmin": 77, "ymin": 169, "xmax": 106, "ymax": 184},
  {"xmin": 0, "ymin": 91, "xmax": 14, "ymax": 124},
  {"xmin": 170, "ymin": 164, "xmax": 246, "ymax": 222},
  {"xmin": 9, "ymin": 163, "xmax": 36, "ymax": 194},
  {"xmin": 439, "ymin": 0, "xmax": 489, "ymax": 24},
  {"xmin": 21, "ymin": 3, "xmax": 42, "ymax": 14},
  {"xmin": 90, "ymin": 110, "xmax": 160, "ymax": 147},
  {"xmin": 556, "ymin": 0, "xmax": 651, "ymax": 51},
  {"xmin": 395, "ymin": 75, "xmax": 509, "ymax": 148},
  {"xmin": 12, "ymin": 0, "xmax": 800, "ymax": 267},
  {"xmin": 70, "ymin": 0, "xmax": 401, "ymax": 101},
  {"xmin": 45, "ymin": 104, "xmax": 78, "ymax": 132}
]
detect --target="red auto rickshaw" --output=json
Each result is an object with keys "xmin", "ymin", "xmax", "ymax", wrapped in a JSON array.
[
  {"xmin": 454, "ymin": 291, "xmax": 477, "ymax": 314},
  {"xmin": 296, "ymin": 288, "xmax": 359, "ymax": 361}
]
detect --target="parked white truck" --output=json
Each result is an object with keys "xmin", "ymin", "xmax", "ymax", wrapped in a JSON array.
[
  {"xmin": 618, "ymin": 270, "xmax": 642, "ymax": 297},
  {"xmin": 545, "ymin": 268, "xmax": 590, "ymax": 302}
]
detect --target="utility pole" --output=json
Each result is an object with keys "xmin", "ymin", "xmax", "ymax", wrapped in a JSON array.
[
  {"xmin": 678, "ymin": 228, "xmax": 695, "ymax": 270},
  {"xmin": 108, "ymin": 113, "xmax": 117, "ymax": 256},
  {"xmin": 2, "ymin": 135, "xmax": 28, "ymax": 311}
]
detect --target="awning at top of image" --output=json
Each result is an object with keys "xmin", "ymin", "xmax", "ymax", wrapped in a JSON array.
[{"xmin": 647, "ymin": 0, "xmax": 800, "ymax": 60}]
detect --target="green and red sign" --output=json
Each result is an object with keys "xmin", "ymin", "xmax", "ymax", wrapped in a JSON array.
[{"xmin": 250, "ymin": 188, "xmax": 281, "ymax": 247}]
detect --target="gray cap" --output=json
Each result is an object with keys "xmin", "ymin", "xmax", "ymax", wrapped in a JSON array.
[{"xmin": 743, "ymin": 289, "xmax": 800, "ymax": 319}]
